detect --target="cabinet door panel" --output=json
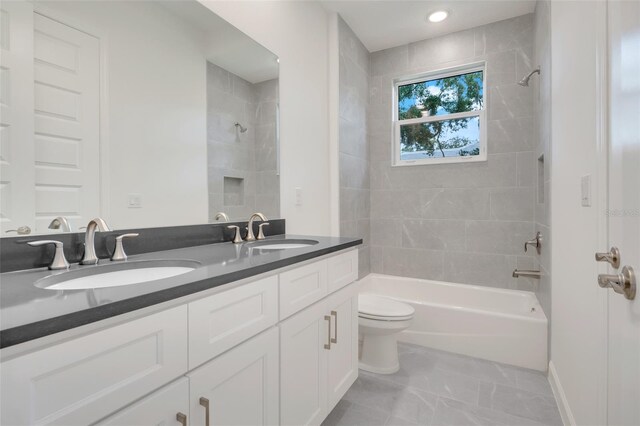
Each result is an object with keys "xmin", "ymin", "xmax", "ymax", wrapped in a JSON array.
[
  {"xmin": 327, "ymin": 250, "xmax": 358, "ymax": 293},
  {"xmin": 188, "ymin": 327, "xmax": 279, "ymax": 426},
  {"xmin": 189, "ymin": 275, "xmax": 278, "ymax": 368},
  {"xmin": 97, "ymin": 378, "xmax": 189, "ymax": 426},
  {"xmin": 0, "ymin": 306, "xmax": 188, "ymax": 426},
  {"xmin": 279, "ymin": 299, "xmax": 329, "ymax": 426},
  {"xmin": 279, "ymin": 259, "xmax": 328, "ymax": 319},
  {"xmin": 326, "ymin": 284, "xmax": 359, "ymax": 411}
]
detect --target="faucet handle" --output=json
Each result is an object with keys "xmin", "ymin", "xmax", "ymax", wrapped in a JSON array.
[
  {"xmin": 6, "ymin": 226, "xmax": 32, "ymax": 235},
  {"xmin": 524, "ymin": 231, "xmax": 543, "ymax": 254},
  {"xmin": 27, "ymin": 240, "xmax": 70, "ymax": 270},
  {"xmin": 257, "ymin": 223, "xmax": 270, "ymax": 240},
  {"xmin": 227, "ymin": 225, "xmax": 243, "ymax": 244},
  {"xmin": 111, "ymin": 233, "xmax": 139, "ymax": 262}
]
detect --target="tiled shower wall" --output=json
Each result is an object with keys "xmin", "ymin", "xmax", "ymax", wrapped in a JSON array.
[
  {"xmin": 207, "ymin": 62, "xmax": 280, "ymax": 221},
  {"xmin": 533, "ymin": 1, "xmax": 552, "ymax": 323},
  {"xmin": 365, "ymin": 14, "xmax": 539, "ymax": 290},
  {"xmin": 338, "ymin": 17, "xmax": 371, "ymax": 278}
]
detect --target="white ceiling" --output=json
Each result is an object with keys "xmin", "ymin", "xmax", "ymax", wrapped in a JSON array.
[
  {"xmin": 321, "ymin": 0, "xmax": 536, "ymax": 52},
  {"xmin": 161, "ymin": 1, "xmax": 279, "ymax": 84}
]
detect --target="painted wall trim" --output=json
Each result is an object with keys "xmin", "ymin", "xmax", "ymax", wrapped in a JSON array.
[
  {"xmin": 548, "ymin": 361, "xmax": 575, "ymax": 426},
  {"xmin": 328, "ymin": 11, "xmax": 340, "ymax": 237},
  {"xmin": 593, "ymin": 0, "xmax": 610, "ymax": 422}
]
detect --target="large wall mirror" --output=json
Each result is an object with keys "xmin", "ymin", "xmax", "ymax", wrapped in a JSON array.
[{"xmin": 0, "ymin": 0, "xmax": 280, "ymax": 237}]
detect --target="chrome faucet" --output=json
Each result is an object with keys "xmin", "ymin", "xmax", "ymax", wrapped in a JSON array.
[
  {"xmin": 80, "ymin": 218, "xmax": 111, "ymax": 265},
  {"xmin": 214, "ymin": 212, "xmax": 230, "ymax": 222},
  {"xmin": 48, "ymin": 216, "xmax": 72, "ymax": 232},
  {"xmin": 245, "ymin": 212, "xmax": 267, "ymax": 241}
]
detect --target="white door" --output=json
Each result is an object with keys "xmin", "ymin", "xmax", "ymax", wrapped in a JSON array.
[
  {"xmin": 280, "ymin": 299, "xmax": 329, "ymax": 426},
  {"xmin": 605, "ymin": 1, "xmax": 640, "ymax": 424},
  {"xmin": 33, "ymin": 12, "xmax": 100, "ymax": 233},
  {"xmin": 97, "ymin": 378, "xmax": 190, "ymax": 426},
  {"xmin": 188, "ymin": 327, "xmax": 279, "ymax": 426},
  {"xmin": 0, "ymin": 1, "xmax": 35, "ymax": 235},
  {"xmin": 326, "ymin": 290, "xmax": 358, "ymax": 411}
]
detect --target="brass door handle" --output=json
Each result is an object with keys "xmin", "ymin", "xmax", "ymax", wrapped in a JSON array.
[
  {"xmin": 330, "ymin": 310, "xmax": 338, "ymax": 344},
  {"xmin": 176, "ymin": 412, "xmax": 187, "ymax": 426},
  {"xmin": 199, "ymin": 397, "xmax": 210, "ymax": 426},
  {"xmin": 324, "ymin": 315, "xmax": 331, "ymax": 350}
]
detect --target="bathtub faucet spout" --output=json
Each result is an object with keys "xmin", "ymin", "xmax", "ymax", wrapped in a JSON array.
[{"xmin": 513, "ymin": 269, "xmax": 542, "ymax": 279}]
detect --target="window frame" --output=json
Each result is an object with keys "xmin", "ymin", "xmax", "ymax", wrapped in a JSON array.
[{"xmin": 391, "ymin": 61, "xmax": 488, "ymax": 167}]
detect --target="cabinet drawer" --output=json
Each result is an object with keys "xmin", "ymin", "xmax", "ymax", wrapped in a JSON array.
[
  {"xmin": 279, "ymin": 259, "xmax": 328, "ymax": 319},
  {"xmin": 0, "ymin": 306, "xmax": 188, "ymax": 426},
  {"xmin": 189, "ymin": 275, "xmax": 278, "ymax": 368},
  {"xmin": 97, "ymin": 378, "xmax": 189, "ymax": 426},
  {"xmin": 327, "ymin": 250, "xmax": 358, "ymax": 293}
]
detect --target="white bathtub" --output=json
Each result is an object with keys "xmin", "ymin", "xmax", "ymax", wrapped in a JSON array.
[{"xmin": 359, "ymin": 274, "xmax": 548, "ymax": 371}]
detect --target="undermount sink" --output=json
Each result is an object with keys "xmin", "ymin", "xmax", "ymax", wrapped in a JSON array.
[
  {"xmin": 247, "ymin": 239, "xmax": 319, "ymax": 251},
  {"xmin": 35, "ymin": 259, "xmax": 201, "ymax": 291}
]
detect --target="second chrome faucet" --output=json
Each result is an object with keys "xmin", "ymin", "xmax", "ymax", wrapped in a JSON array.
[{"xmin": 227, "ymin": 213, "xmax": 269, "ymax": 243}]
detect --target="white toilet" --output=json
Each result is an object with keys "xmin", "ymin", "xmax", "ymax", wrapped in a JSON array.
[{"xmin": 358, "ymin": 294, "xmax": 415, "ymax": 374}]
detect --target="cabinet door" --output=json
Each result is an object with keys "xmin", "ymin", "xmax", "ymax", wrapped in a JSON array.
[
  {"xmin": 188, "ymin": 327, "xmax": 279, "ymax": 426},
  {"xmin": 279, "ymin": 299, "xmax": 329, "ymax": 426},
  {"xmin": 1, "ymin": 306, "xmax": 188, "ymax": 426},
  {"xmin": 326, "ymin": 284, "xmax": 359, "ymax": 411},
  {"xmin": 97, "ymin": 378, "xmax": 189, "ymax": 426}
]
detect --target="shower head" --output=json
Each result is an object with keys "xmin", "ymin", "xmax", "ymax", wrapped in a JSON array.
[
  {"xmin": 518, "ymin": 68, "xmax": 541, "ymax": 86},
  {"xmin": 234, "ymin": 122, "xmax": 248, "ymax": 133}
]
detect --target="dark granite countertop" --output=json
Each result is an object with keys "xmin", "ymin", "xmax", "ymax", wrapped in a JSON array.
[{"xmin": 0, "ymin": 234, "xmax": 361, "ymax": 348}]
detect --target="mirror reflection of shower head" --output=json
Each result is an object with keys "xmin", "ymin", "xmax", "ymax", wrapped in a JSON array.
[
  {"xmin": 518, "ymin": 68, "xmax": 541, "ymax": 86},
  {"xmin": 235, "ymin": 122, "xmax": 248, "ymax": 133}
]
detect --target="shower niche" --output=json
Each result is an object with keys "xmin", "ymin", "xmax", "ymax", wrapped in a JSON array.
[{"xmin": 223, "ymin": 177, "xmax": 245, "ymax": 206}]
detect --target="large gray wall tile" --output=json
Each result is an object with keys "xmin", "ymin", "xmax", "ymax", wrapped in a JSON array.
[
  {"xmin": 365, "ymin": 14, "xmax": 537, "ymax": 289},
  {"xmin": 402, "ymin": 219, "xmax": 466, "ymax": 251}
]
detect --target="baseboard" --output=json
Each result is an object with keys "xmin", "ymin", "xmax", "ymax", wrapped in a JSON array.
[{"xmin": 548, "ymin": 360, "xmax": 576, "ymax": 426}]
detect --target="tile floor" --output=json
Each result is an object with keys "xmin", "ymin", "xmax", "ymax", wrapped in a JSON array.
[{"xmin": 323, "ymin": 343, "xmax": 562, "ymax": 426}]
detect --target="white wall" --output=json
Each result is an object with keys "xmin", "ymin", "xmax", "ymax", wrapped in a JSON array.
[
  {"xmin": 36, "ymin": 1, "xmax": 209, "ymax": 229},
  {"xmin": 199, "ymin": 1, "xmax": 333, "ymax": 235},
  {"xmin": 549, "ymin": 1, "xmax": 607, "ymax": 424}
]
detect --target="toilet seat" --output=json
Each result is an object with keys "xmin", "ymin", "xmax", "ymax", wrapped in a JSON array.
[
  {"xmin": 358, "ymin": 294, "xmax": 414, "ymax": 321},
  {"xmin": 358, "ymin": 312, "xmax": 414, "ymax": 321}
]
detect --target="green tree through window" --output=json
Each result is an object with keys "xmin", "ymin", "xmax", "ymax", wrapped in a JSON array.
[{"xmin": 397, "ymin": 70, "xmax": 483, "ymax": 159}]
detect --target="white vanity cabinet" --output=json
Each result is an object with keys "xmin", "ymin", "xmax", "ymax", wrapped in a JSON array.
[
  {"xmin": 280, "ymin": 279, "xmax": 359, "ymax": 426},
  {"xmin": 0, "ymin": 248, "xmax": 359, "ymax": 426}
]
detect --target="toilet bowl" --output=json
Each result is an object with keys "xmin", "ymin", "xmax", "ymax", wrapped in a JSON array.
[{"xmin": 358, "ymin": 294, "xmax": 415, "ymax": 374}]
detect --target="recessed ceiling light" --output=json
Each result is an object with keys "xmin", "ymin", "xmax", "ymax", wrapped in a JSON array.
[{"xmin": 428, "ymin": 10, "xmax": 449, "ymax": 23}]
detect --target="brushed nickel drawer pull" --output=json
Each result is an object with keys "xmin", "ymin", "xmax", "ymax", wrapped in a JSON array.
[
  {"xmin": 176, "ymin": 412, "xmax": 187, "ymax": 426},
  {"xmin": 199, "ymin": 397, "xmax": 210, "ymax": 426},
  {"xmin": 324, "ymin": 315, "xmax": 331, "ymax": 350},
  {"xmin": 330, "ymin": 310, "xmax": 338, "ymax": 344}
]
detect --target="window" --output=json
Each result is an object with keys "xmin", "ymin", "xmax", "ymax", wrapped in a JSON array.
[{"xmin": 393, "ymin": 63, "xmax": 486, "ymax": 166}]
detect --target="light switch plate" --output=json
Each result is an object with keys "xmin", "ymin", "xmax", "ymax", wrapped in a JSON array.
[
  {"xmin": 295, "ymin": 187, "xmax": 302, "ymax": 206},
  {"xmin": 581, "ymin": 175, "xmax": 591, "ymax": 207},
  {"xmin": 128, "ymin": 193, "xmax": 142, "ymax": 208}
]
